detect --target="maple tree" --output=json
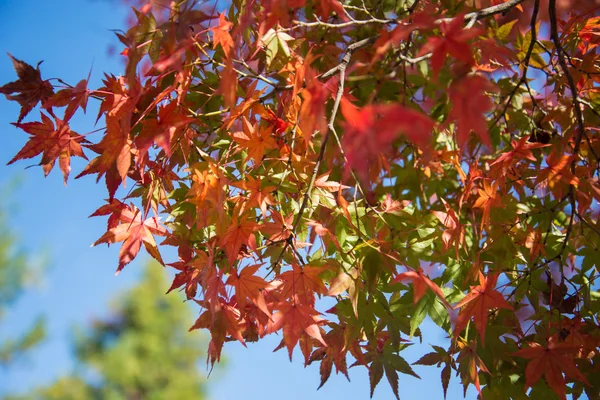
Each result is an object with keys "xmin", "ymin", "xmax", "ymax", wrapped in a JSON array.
[{"xmin": 2, "ymin": 0, "xmax": 600, "ymax": 398}]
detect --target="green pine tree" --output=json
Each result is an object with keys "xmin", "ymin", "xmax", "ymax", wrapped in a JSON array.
[
  {"xmin": 0, "ymin": 188, "xmax": 45, "ymax": 366},
  {"xmin": 7, "ymin": 262, "xmax": 207, "ymax": 400}
]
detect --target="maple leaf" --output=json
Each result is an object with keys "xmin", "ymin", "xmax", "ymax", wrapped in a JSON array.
[
  {"xmin": 341, "ymin": 98, "xmax": 435, "ymax": 183},
  {"xmin": 432, "ymin": 198, "xmax": 465, "ymax": 258},
  {"xmin": 231, "ymin": 117, "xmax": 278, "ymax": 164},
  {"xmin": 491, "ymin": 135, "xmax": 549, "ymax": 168},
  {"xmin": 190, "ymin": 298, "xmax": 246, "ymax": 368},
  {"xmin": 535, "ymin": 150, "xmax": 580, "ymax": 189},
  {"xmin": 259, "ymin": 108, "xmax": 289, "ymax": 136},
  {"xmin": 512, "ymin": 337, "xmax": 590, "ymax": 400},
  {"xmin": 260, "ymin": 210, "xmax": 294, "ymax": 243},
  {"xmin": 314, "ymin": 172, "xmax": 349, "ymax": 193},
  {"xmin": 472, "ymin": 179, "xmax": 500, "ymax": 231},
  {"xmin": 231, "ymin": 175, "xmax": 276, "ymax": 217},
  {"xmin": 455, "ymin": 338, "xmax": 489, "ymax": 397},
  {"xmin": 265, "ymin": 301, "xmax": 327, "ymax": 360},
  {"xmin": 278, "ymin": 264, "xmax": 329, "ymax": 306},
  {"xmin": 393, "ymin": 268, "xmax": 451, "ymax": 308},
  {"xmin": 167, "ymin": 247, "xmax": 215, "ymax": 299},
  {"xmin": 220, "ymin": 57, "xmax": 237, "ymax": 110},
  {"xmin": 454, "ymin": 272, "xmax": 513, "ymax": 346},
  {"xmin": 188, "ymin": 161, "xmax": 228, "ymax": 219},
  {"xmin": 314, "ymin": 0, "xmax": 347, "ymax": 21},
  {"xmin": 136, "ymin": 101, "xmax": 194, "ymax": 165},
  {"xmin": 306, "ymin": 219, "xmax": 341, "ymax": 250},
  {"xmin": 9, "ymin": 112, "xmax": 87, "ymax": 184},
  {"xmin": 327, "ymin": 265, "xmax": 359, "ymax": 316},
  {"xmin": 220, "ymin": 213, "xmax": 259, "ymax": 265},
  {"xmin": 76, "ymin": 75, "xmax": 140, "ymax": 199},
  {"xmin": 299, "ymin": 68, "xmax": 328, "ymax": 142},
  {"xmin": 0, "ymin": 53, "xmax": 54, "ymax": 123},
  {"xmin": 308, "ymin": 324, "xmax": 351, "ymax": 387},
  {"xmin": 448, "ymin": 74, "xmax": 495, "ymax": 148},
  {"xmin": 211, "ymin": 13, "xmax": 234, "ymax": 56},
  {"xmin": 222, "ymin": 80, "xmax": 266, "ymax": 130},
  {"xmin": 578, "ymin": 16, "xmax": 600, "ymax": 54},
  {"xmin": 418, "ymin": 14, "xmax": 482, "ymax": 78},
  {"xmin": 226, "ymin": 264, "xmax": 271, "ymax": 317},
  {"xmin": 46, "ymin": 78, "xmax": 89, "ymax": 122},
  {"xmin": 92, "ymin": 203, "xmax": 168, "ymax": 273}
]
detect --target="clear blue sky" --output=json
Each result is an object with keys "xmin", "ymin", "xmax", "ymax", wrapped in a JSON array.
[{"xmin": 0, "ymin": 1, "xmax": 473, "ymax": 399}]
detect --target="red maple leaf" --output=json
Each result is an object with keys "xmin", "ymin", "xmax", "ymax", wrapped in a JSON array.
[
  {"xmin": 512, "ymin": 337, "xmax": 590, "ymax": 400},
  {"xmin": 341, "ymin": 98, "xmax": 434, "ymax": 183},
  {"xmin": 46, "ymin": 78, "xmax": 89, "ymax": 122},
  {"xmin": 0, "ymin": 53, "xmax": 54, "ymax": 123},
  {"xmin": 76, "ymin": 75, "xmax": 140, "ymax": 199},
  {"xmin": 454, "ymin": 272, "xmax": 513, "ymax": 345},
  {"xmin": 456, "ymin": 338, "xmax": 490, "ymax": 397},
  {"xmin": 419, "ymin": 14, "xmax": 482, "ymax": 79},
  {"xmin": 491, "ymin": 135, "xmax": 549, "ymax": 168},
  {"xmin": 448, "ymin": 74, "xmax": 495, "ymax": 148},
  {"xmin": 9, "ymin": 112, "xmax": 87, "ymax": 184},
  {"xmin": 393, "ymin": 267, "xmax": 451, "ymax": 308},
  {"xmin": 136, "ymin": 101, "xmax": 194, "ymax": 165},
  {"xmin": 432, "ymin": 198, "xmax": 465, "ymax": 258},
  {"xmin": 92, "ymin": 203, "xmax": 168, "ymax": 273}
]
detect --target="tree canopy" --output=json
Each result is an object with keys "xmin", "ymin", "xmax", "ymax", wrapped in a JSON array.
[{"xmin": 2, "ymin": 0, "xmax": 600, "ymax": 398}]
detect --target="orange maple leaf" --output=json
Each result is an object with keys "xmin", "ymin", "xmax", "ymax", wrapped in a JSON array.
[
  {"xmin": 220, "ymin": 213, "xmax": 259, "ymax": 265},
  {"xmin": 265, "ymin": 301, "xmax": 327, "ymax": 360},
  {"xmin": 535, "ymin": 150, "xmax": 580, "ymax": 188},
  {"xmin": 231, "ymin": 175, "xmax": 276, "ymax": 217},
  {"xmin": 211, "ymin": 13, "xmax": 234, "ymax": 56},
  {"xmin": 232, "ymin": 117, "xmax": 278, "ymax": 164},
  {"xmin": 92, "ymin": 203, "xmax": 168, "ymax": 273},
  {"xmin": 9, "ymin": 112, "xmax": 87, "ymax": 184},
  {"xmin": 512, "ymin": 337, "xmax": 590, "ymax": 400},
  {"xmin": 260, "ymin": 210, "xmax": 294, "ymax": 243},
  {"xmin": 393, "ymin": 267, "xmax": 451, "ymax": 308},
  {"xmin": 472, "ymin": 179, "xmax": 500, "ymax": 231},
  {"xmin": 226, "ymin": 264, "xmax": 271, "ymax": 317},
  {"xmin": 278, "ymin": 264, "xmax": 329, "ymax": 306},
  {"xmin": 454, "ymin": 272, "xmax": 513, "ymax": 346},
  {"xmin": 0, "ymin": 53, "xmax": 54, "ymax": 123}
]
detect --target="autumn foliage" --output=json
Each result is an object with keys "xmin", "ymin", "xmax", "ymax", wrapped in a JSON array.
[{"xmin": 3, "ymin": 0, "xmax": 600, "ymax": 398}]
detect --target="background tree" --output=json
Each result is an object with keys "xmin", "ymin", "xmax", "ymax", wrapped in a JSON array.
[
  {"xmin": 0, "ymin": 187, "xmax": 45, "ymax": 366},
  {"xmin": 2, "ymin": 0, "xmax": 600, "ymax": 398},
  {"xmin": 5, "ymin": 261, "xmax": 207, "ymax": 400}
]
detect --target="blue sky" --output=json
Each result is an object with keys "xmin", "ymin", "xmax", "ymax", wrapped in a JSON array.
[{"xmin": 0, "ymin": 1, "xmax": 473, "ymax": 399}]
